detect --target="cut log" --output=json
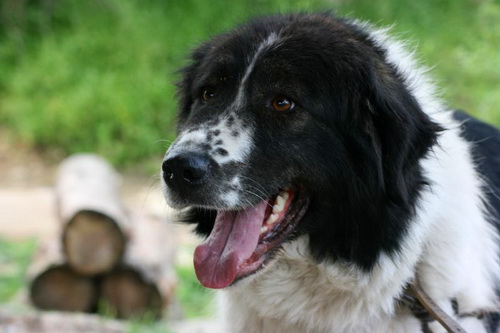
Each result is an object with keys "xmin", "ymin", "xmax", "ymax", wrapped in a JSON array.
[
  {"xmin": 55, "ymin": 154, "xmax": 128, "ymax": 275},
  {"xmin": 28, "ymin": 239, "xmax": 97, "ymax": 312},
  {"xmin": 63, "ymin": 210, "xmax": 125, "ymax": 276},
  {"xmin": 31, "ymin": 266, "xmax": 96, "ymax": 312},
  {"xmin": 99, "ymin": 213, "xmax": 177, "ymax": 319},
  {"xmin": 99, "ymin": 266, "xmax": 162, "ymax": 319}
]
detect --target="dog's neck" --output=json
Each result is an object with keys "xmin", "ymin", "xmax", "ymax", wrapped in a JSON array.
[{"xmin": 222, "ymin": 234, "xmax": 426, "ymax": 333}]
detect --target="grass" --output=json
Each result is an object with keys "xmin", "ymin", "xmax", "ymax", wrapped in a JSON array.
[
  {"xmin": 127, "ymin": 320, "xmax": 172, "ymax": 333},
  {"xmin": 175, "ymin": 264, "xmax": 215, "ymax": 319},
  {"xmin": 1, "ymin": 0, "xmax": 498, "ymax": 168},
  {"xmin": 0, "ymin": 237, "xmax": 36, "ymax": 302}
]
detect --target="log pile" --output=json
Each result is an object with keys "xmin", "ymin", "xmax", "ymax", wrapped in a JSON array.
[{"xmin": 28, "ymin": 154, "xmax": 176, "ymax": 319}]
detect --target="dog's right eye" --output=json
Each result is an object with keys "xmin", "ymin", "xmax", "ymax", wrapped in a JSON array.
[
  {"xmin": 201, "ymin": 88, "xmax": 216, "ymax": 103},
  {"xmin": 271, "ymin": 96, "xmax": 295, "ymax": 112}
]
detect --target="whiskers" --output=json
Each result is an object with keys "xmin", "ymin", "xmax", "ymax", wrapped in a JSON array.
[
  {"xmin": 239, "ymin": 175, "xmax": 273, "ymax": 208},
  {"xmin": 153, "ymin": 138, "xmax": 175, "ymax": 148},
  {"xmin": 243, "ymin": 189, "xmax": 273, "ymax": 208}
]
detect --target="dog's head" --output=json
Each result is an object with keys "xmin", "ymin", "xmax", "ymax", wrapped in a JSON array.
[{"xmin": 161, "ymin": 13, "xmax": 441, "ymax": 289}]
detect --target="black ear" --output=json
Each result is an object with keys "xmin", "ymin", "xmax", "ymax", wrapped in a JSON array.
[{"xmin": 365, "ymin": 61, "xmax": 442, "ymax": 205}]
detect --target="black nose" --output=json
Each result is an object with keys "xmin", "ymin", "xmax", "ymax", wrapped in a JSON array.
[{"xmin": 162, "ymin": 153, "xmax": 211, "ymax": 188}]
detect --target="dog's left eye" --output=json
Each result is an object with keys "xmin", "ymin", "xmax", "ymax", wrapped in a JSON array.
[
  {"xmin": 271, "ymin": 96, "xmax": 295, "ymax": 112},
  {"xmin": 201, "ymin": 88, "xmax": 216, "ymax": 103}
]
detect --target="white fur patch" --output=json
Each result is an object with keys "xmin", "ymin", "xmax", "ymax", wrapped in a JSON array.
[
  {"xmin": 167, "ymin": 112, "xmax": 253, "ymax": 166},
  {"xmin": 219, "ymin": 190, "xmax": 240, "ymax": 207}
]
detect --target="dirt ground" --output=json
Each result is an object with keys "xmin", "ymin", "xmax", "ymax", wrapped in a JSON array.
[{"xmin": 0, "ymin": 133, "xmax": 221, "ymax": 332}]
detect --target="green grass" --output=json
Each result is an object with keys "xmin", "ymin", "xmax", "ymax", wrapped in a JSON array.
[
  {"xmin": 175, "ymin": 264, "xmax": 215, "ymax": 319},
  {"xmin": 0, "ymin": 238, "xmax": 36, "ymax": 302},
  {"xmin": 0, "ymin": 0, "xmax": 499, "ymax": 166},
  {"xmin": 127, "ymin": 320, "xmax": 172, "ymax": 333}
]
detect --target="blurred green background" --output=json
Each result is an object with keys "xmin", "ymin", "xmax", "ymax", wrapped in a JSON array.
[{"xmin": 1, "ymin": 0, "xmax": 499, "ymax": 169}]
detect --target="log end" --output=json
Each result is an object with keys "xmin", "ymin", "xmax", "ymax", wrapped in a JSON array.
[
  {"xmin": 30, "ymin": 265, "xmax": 96, "ymax": 312},
  {"xmin": 99, "ymin": 267, "xmax": 163, "ymax": 320},
  {"xmin": 63, "ymin": 211, "xmax": 126, "ymax": 275}
]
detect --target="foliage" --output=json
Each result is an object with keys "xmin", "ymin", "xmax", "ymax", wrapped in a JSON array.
[
  {"xmin": 2, "ymin": 0, "xmax": 498, "ymax": 167},
  {"xmin": 0, "ymin": 237, "xmax": 36, "ymax": 302}
]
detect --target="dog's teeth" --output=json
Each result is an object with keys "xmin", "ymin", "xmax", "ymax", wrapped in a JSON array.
[
  {"xmin": 278, "ymin": 190, "xmax": 290, "ymax": 201},
  {"xmin": 273, "ymin": 197, "xmax": 284, "ymax": 213},
  {"xmin": 266, "ymin": 213, "xmax": 279, "ymax": 225},
  {"xmin": 268, "ymin": 189, "xmax": 290, "ymax": 225},
  {"xmin": 260, "ymin": 226, "xmax": 268, "ymax": 234}
]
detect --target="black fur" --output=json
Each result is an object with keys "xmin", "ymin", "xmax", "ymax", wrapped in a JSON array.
[{"xmin": 172, "ymin": 13, "xmax": 445, "ymax": 270}]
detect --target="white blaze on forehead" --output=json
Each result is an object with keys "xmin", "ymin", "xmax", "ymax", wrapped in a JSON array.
[{"xmin": 233, "ymin": 32, "xmax": 280, "ymax": 108}]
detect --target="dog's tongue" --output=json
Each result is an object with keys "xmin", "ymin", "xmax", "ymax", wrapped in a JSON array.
[{"xmin": 193, "ymin": 200, "xmax": 268, "ymax": 289}]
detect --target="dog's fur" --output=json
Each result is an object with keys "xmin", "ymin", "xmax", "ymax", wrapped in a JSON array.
[{"xmin": 161, "ymin": 13, "xmax": 500, "ymax": 332}]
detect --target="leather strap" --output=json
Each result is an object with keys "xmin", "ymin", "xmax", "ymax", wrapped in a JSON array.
[{"xmin": 407, "ymin": 280, "xmax": 467, "ymax": 333}]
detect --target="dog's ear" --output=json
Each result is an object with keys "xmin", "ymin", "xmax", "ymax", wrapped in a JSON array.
[{"xmin": 364, "ymin": 60, "xmax": 442, "ymax": 205}]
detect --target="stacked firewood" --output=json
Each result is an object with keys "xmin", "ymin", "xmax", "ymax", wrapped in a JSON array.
[{"xmin": 28, "ymin": 154, "xmax": 176, "ymax": 319}]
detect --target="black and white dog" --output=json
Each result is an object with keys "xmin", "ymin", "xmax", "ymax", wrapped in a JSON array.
[{"xmin": 161, "ymin": 13, "xmax": 500, "ymax": 332}]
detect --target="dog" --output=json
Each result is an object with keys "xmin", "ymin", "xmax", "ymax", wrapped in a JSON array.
[{"xmin": 161, "ymin": 13, "xmax": 500, "ymax": 333}]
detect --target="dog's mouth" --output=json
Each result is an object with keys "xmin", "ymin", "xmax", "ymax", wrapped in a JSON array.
[{"xmin": 193, "ymin": 187, "xmax": 309, "ymax": 289}]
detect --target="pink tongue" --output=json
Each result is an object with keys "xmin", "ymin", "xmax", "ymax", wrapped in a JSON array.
[{"xmin": 193, "ymin": 200, "xmax": 268, "ymax": 289}]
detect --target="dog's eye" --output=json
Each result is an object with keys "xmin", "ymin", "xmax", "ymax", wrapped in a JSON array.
[
  {"xmin": 202, "ymin": 88, "xmax": 216, "ymax": 103},
  {"xmin": 271, "ymin": 96, "xmax": 295, "ymax": 112}
]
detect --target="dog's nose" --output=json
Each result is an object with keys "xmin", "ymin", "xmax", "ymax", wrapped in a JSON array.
[{"xmin": 162, "ymin": 153, "xmax": 211, "ymax": 188}]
